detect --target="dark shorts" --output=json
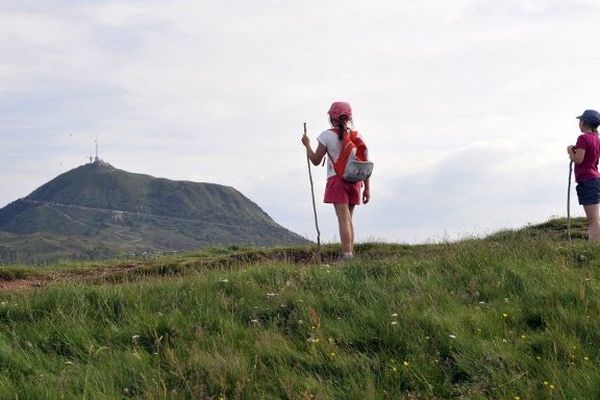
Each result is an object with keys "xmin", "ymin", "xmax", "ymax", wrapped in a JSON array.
[
  {"xmin": 576, "ymin": 177, "xmax": 600, "ymax": 205},
  {"xmin": 324, "ymin": 176, "xmax": 362, "ymax": 205}
]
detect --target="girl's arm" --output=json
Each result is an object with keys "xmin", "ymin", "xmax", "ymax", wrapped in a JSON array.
[
  {"xmin": 567, "ymin": 146, "xmax": 585, "ymax": 165},
  {"xmin": 302, "ymin": 136, "xmax": 327, "ymax": 166},
  {"xmin": 363, "ymin": 178, "xmax": 370, "ymax": 204}
]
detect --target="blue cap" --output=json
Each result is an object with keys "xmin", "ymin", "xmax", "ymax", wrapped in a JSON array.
[{"xmin": 577, "ymin": 109, "xmax": 600, "ymax": 126}]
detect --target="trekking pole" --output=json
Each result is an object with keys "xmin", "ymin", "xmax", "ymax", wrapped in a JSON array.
[
  {"xmin": 304, "ymin": 122, "xmax": 321, "ymax": 253},
  {"xmin": 567, "ymin": 160, "xmax": 573, "ymax": 245}
]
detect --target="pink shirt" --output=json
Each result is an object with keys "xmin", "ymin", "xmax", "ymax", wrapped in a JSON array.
[{"xmin": 575, "ymin": 133, "xmax": 600, "ymax": 182}]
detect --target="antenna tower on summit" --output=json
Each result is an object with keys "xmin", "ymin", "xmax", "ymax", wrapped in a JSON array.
[{"xmin": 95, "ymin": 135, "xmax": 99, "ymax": 162}]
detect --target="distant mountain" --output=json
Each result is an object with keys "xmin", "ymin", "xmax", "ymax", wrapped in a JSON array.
[{"xmin": 0, "ymin": 160, "xmax": 309, "ymax": 263}]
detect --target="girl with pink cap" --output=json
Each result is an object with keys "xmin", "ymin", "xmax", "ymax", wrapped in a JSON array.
[{"xmin": 301, "ymin": 101, "xmax": 371, "ymax": 260}]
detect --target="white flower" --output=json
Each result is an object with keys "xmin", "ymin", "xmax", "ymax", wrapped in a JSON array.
[
  {"xmin": 266, "ymin": 293, "xmax": 279, "ymax": 297},
  {"xmin": 219, "ymin": 278, "xmax": 229, "ymax": 283},
  {"xmin": 449, "ymin": 335, "xmax": 457, "ymax": 339},
  {"xmin": 391, "ymin": 321, "xmax": 398, "ymax": 325},
  {"xmin": 391, "ymin": 313, "xmax": 398, "ymax": 317}
]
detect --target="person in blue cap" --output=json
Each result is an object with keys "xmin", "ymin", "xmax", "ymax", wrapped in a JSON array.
[{"xmin": 567, "ymin": 109, "xmax": 600, "ymax": 241}]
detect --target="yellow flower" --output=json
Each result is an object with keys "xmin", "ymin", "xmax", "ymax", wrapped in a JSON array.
[
  {"xmin": 502, "ymin": 313, "xmax": 509, "ymax": 318},
  {"xmin": 585, "ymin": 357, "xmax": 590, "ymax": 361},
  {"xmin": 544, "ymin": 381, "xmax": 548, "ymax": 385},
  {"xmin": 550, "ymin": 385, "xmax": 555, "ymax": 390},
  {"xmin": 403, "ymin": 361, "xmax": 409, "ymax": 367},
  {"xmin": 514, "ymin": 397, "xmax": 520, "ymax": 400},
  {"xmin": 520, "ymin": 335, "xmax": 526, "ymax": 339}
]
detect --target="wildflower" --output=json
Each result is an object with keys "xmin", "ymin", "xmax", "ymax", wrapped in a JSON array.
[
  {"xmin": 514, "ymin": 397, "xmax": 520, "ymax": 400},
  {"xmin": 392, "ymin": 367, "xmax": 397, "ymax": 372},
  {"xmin": 266, "ymin": 292, "xmax": 279, "ymax": 297},
  {"xmin": 132, "ymin": 335, "xmax": 140, "ymax": 341},
  {"xmin": 391, "ymin": 321, "xmax": 398, "ymax": 325},
  {"xmin": 330, "ymin": 352, "xmax": 336, "ymax": 357},
  {"xmin": 536, "ymin": 356, "xmax": 541, "ymax": 360},
  {"xmin": 544, "ymin": 381, "xmax": 548, "ymax": 385},
  {"xmin": 549, "ymin": 385, "xmax": 555, "ymax": 390},
  {"xmin": 403, "ymin": 361, "xmax": 409, "ymax": 367},
  {"xmin": 502, "ymin": 313, "xmax": 508, "ymax": 318},
  {"xmin": 307, "ymin": 337, "xmax": 320, "ymax": 344},
  {"xmin": 219, "ymin": 278, "xmax": 229, "ymax": 283},
  {"xmin": 425, "ymin": 336, "xmax": 430, "ymax": 340},
  {"xmin": 520, "ymin": 335, "xmax": 526, "ymax": 339},
  {"xmin": 64, "ymin": 361, "xmax": 73, "ymax": 365},
  {"xmin": 502, "ymin": 339, "xmax": 508, "ymax": 343},
  {"xmin": 298, "ymin": 320, "xmax": 304, "ymax": 324},
  {"xmin": 0, "ymin": 302, "xmax": 6, "ymax": 306},
  {"xmin": 478, "ymin": 301, "xmax": 485, "ymax": 305},
  {"xmin": 504, "ymin": 297, "xmax": 509, "ymax": 303},
  {"xmin": 585, "ymin": 357, "xmax": 590, "ymax": 361},
  {"xmin": 250, "ymin": 319, "xmax": 259, "ymax": 324},
  {"xmin": 449, "ymin": 335, "xmax": 457, "ymax": 339},
  {"xmin": 391, "ymin": 313, "xmax": 398, "ymax": 317}
]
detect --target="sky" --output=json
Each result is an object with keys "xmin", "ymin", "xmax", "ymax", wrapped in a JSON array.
[{"xmin": 1, "ymin": 0, "xmax": 599, "ymax": 244}]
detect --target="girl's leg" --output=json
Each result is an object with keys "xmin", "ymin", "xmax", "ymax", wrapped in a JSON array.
[
  {"xmin": 334, "ymin": 203, "xmax": 353, "ymax": 254},
  {"xmin": 583, "ymin": 204, "xmax": 600, "ymax": 242}
]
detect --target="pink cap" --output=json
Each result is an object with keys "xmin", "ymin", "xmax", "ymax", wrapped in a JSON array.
[{"xmin": 328, "ymin": 101, "xmax": 352, "ymax": 120}]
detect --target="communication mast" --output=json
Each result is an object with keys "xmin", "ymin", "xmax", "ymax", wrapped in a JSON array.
[{"xmin": 94, "ymin": 135, "xmax": 99, "ymax": 162}]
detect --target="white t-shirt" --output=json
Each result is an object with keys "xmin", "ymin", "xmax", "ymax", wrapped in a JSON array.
[
  {"xmin": 317, "ymin": 130, "xmax": 343, "ymax": 178},
  {"xmin": 317, "ymin": 129, "xmax": 366, "ymax": 178}
]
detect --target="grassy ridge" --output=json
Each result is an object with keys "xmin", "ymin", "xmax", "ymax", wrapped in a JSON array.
[{"xmin": 0, "ymin": 223, "xmax": 600, "ymax": 398}]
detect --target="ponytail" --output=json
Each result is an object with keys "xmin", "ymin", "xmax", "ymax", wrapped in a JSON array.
[{"xmin": 335, "ymin": 115, "xmax": 350, "ymax": 140}]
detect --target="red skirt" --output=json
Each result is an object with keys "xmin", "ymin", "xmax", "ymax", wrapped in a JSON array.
[{"xmin": 324, "ymin": 176, "xmax": 362, "ymax": 205}]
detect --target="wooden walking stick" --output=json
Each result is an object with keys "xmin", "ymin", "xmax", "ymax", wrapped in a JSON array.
[
  {"xmin": 567, "ymin": 160, "xmax": 573, "ymax": 246},
  {"xmin": 304, "ymin": 122, "xmax": 321, "ymax": 259}
]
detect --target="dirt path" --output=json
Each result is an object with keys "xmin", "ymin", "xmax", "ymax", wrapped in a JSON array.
[
  {"xmin": 0, "ymin": 262, "xmax": 149, "ymax": 292},
  {"xmin": 0, "ymin": 249, "xmax": 335, "ymax": 292}
]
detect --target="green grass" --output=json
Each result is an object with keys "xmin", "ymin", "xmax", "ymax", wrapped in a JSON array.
[{"xmin": 0, "ymin": 219, "xmax": 599, "ymax": 398}]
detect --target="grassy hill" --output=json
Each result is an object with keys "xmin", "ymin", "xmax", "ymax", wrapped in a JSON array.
[{"xmin": 0, "ymin": 219, "xmax": 599, "ymax": 399}]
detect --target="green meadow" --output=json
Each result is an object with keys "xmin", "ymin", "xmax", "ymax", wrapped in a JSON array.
[{"xmin": 0, "ymin": 219, "xmax": 599, "ymax": 399}]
